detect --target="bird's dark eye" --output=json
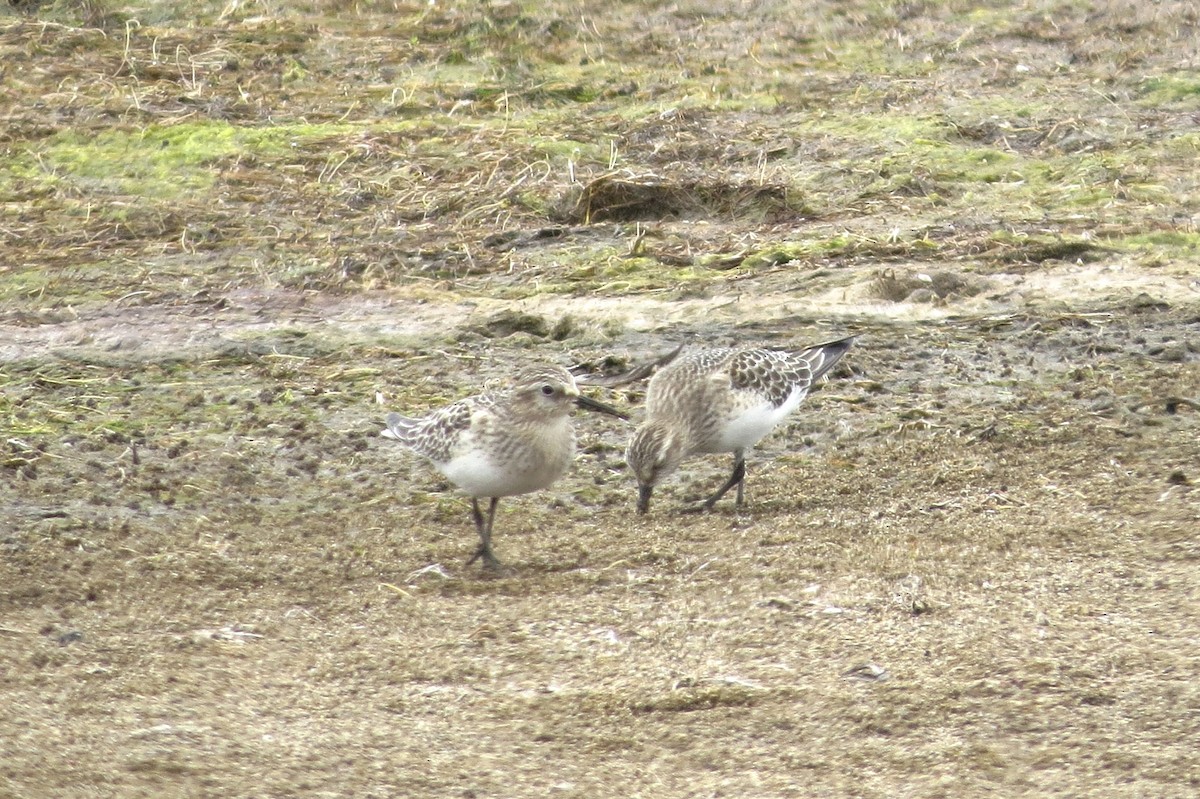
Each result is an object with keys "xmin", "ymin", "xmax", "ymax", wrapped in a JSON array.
[{"xmin": 541, "ymin": 384, "xmax": 555, "ymax": 396}]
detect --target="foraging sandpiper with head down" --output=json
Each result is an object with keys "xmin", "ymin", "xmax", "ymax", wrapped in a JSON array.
[
  {"xmin": 625, "ymin": 336, "xmax": 854, "ymax": 514},
  {"xmin": 382, "ymin": 364, "xmax": 627, "ymax": 570}
]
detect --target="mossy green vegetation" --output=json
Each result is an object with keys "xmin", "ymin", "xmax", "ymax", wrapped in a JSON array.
[
  {"xmin": 2, "ymin": 0, "xmax": 1198, "ymax": 311},
  {"xmin": 1138, "ymin": 73, "xmax": 1200, "ymax": 106},
  {"xmin": 10, "ymin": 121, "xmax": 368, "ymax": 199},
  {"xmin": 49, "ymin": 124, "xmax": 237, "ymax": 196},
  {"xmin": 1112, "ymin": 231, "xmax": 1200, "ymax": 254}
]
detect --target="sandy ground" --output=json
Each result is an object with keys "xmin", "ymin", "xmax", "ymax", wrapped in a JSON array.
[{"xmin": 4, "ymin": 263, "xmax": 1199, "ymax": 797}]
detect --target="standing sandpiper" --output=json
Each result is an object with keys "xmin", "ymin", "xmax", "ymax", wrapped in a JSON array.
[
  {"xmin": 382, "ymin": 364, "xmax": 627, "ymax": 570},
  {"xmin": 625, "ymin": 336, "xmax": 854, "ymax": 514}
]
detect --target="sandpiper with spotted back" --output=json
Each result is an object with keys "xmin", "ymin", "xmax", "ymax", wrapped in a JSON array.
[
  {"xmin": 625, "ymin": 336, "xmax": 854, "ymax": 514},
  {"xmin": 382, "ymin": 364, "xmax": 627, "ymax": 570}
]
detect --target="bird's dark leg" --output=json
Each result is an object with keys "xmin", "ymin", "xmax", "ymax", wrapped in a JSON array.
[
  {"xmin": 465, "ymin": 498, "xmax": 486, "ymax": 564},
  {"xmin": 735, "ymin": 455, "xmax": 746, "ymax": 507},
  {"xmin": 701, "ymin": 450, "xmax": 747, "ymax": 511},
  {"xmin": 466, "ymin": 497, "xmax": 503, "ymax": 569}
]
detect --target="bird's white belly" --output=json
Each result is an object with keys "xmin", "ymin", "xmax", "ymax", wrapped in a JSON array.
[
  {"xmin": 438, "ymin": 426, "xmax": 572, "ymax": 498},
  {"xmin": 438, "ymin": 451, "xmax": 558, "ymax": 497},
  {"xmin": 705, "ymin": 387, "xmax": 808, "ymax": 453}
]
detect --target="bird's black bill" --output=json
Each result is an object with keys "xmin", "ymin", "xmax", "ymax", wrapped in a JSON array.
[
  {"xmin": 575, "ymin": 394, "xmax": 629, "ymax": 420},
  {"xmin": 637, "ymin": 483, "xmax": 653, "ymax": 515}
]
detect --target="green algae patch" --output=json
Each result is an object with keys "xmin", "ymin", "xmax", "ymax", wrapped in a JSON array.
[
  {"xmin": 523, "ymin": 245, "xmax": 729, "ymax": 297},
  {"xmin": 531, "ymin": 137, "xmax": 608, "ymax": 164},
  {"xmin": 34, "ymin": 123, "xmax": 244, "ymax": 198},
  {"xmin": 801, "ymin": 111, "xmax": 953, "ymax": 148},
  {"xmin": 1138, "ymin": 73, "xmax": 1200, "ymax": 106},
  {"xmin": 1110, "ymin": 231, "xmax": 1200, "ymax": 256},
  {"xmin": 740, "ymin": 232, "xmax": 941, "ymax": 272},
  {"xmin": 0, "ymin": 259, "xmax": 148, "ymax": 307},
  {"xmin": 18, "ymin": 121, "xmax": 366, "ymax": 200},
  {"xmin": 740, "ymin": 239, "xmax": 855, "ymax": 271}
]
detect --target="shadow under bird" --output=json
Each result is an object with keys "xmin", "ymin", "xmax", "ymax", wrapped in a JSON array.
[
  {"xmin": 625, "ymin": 336, "xmax": 855, "ymax": 514},
  {"xmin": 381, "ymin": 364, "xmax": 627, "ymax": 570}
]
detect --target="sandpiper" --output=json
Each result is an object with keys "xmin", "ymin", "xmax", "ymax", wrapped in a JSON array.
[
  {"xmin": 625, "ymin": 336, "xmax": 854, "ymax": 514},
  {"xmin": 382, "ymin": 364, "xmax": 627, "ymax": 569}
]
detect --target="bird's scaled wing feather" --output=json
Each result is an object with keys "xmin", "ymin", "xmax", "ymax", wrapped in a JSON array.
[
  {"xmin": 727, "ymin": 350, "xmax": 808, "ymax": 407},
  {"xmin": 381, "ymin": 412, "xmax": 417, "ymax": 441},
  {"xmin": 380, "ymin": 396, "xmax": 481, "ymax": 460},
  {"xmin": 799, "ymin": 336, "xmax": 855, "ymax": 383}
]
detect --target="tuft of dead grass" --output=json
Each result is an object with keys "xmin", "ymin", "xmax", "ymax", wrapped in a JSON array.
[{"xmin": 561, "ymin": 172, "xmax": 799, "ymax": 224}]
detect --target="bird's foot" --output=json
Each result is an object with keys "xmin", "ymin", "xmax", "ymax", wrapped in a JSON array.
[
  {"xmin": 682, "ymin": 498, "xmax": 751, "ymax": 515},
  {"xmin": 466, "ymin": 545, "xmax": 506, "ymax": 573}
]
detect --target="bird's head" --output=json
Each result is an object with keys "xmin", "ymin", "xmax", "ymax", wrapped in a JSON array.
[
  {"xmin": 625, "ymin": 419, "xmax": 686, "ymax": 514},
  {"xmin": 512, "ymin": 366, "xmax": 627, "ymax": 420}
]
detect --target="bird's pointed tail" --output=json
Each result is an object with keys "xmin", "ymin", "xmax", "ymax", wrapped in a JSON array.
[
  {"xmin": 380, "ymin": 412, "xmax": 419, "ymax": 442},
  {"xmin": 800, "ymin": 335, "xmax": 856, "ymax": 382}
]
